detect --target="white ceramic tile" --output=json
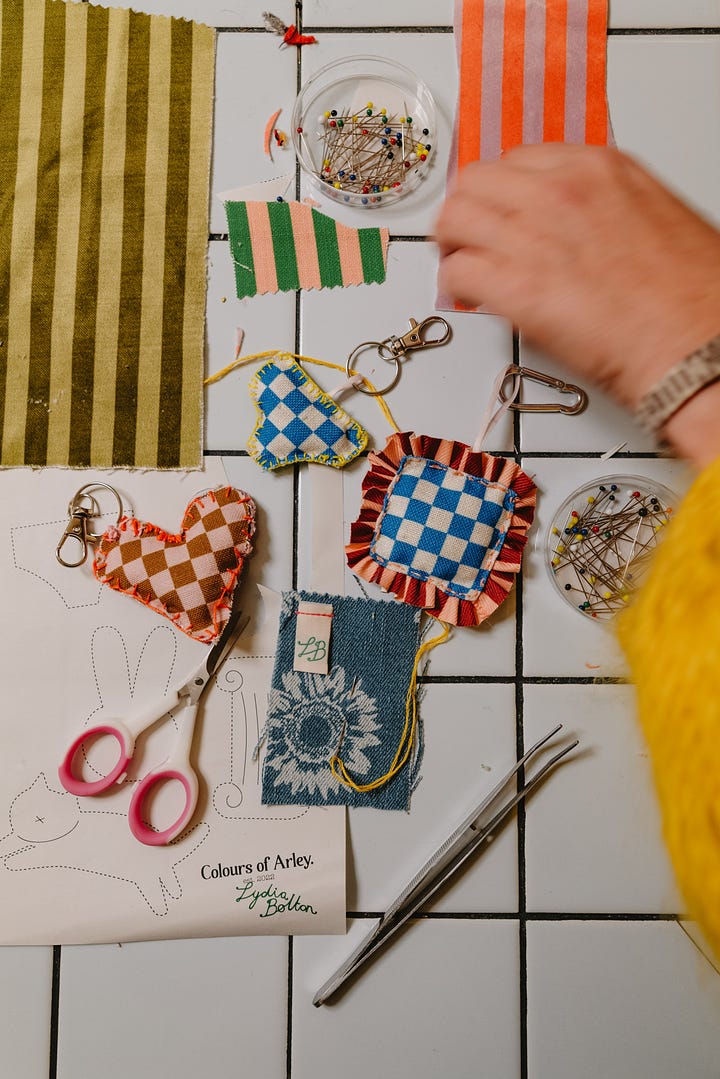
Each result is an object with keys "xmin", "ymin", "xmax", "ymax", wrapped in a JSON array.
[
  {"xmin": 298, "ymin": 34, "xmax": 457, "ymax": 236},
  {"xmin": 300, "ymin": 241, "xmax": 515, "ymax": 452},
  {"xmin": 88, "ymin": 0, "xmax": 282, "ymax": 25},
  {"xmin": 57, "ymin": 937, "xmax": 288, "ymax": 1079},
  {"xmin": 0, "ymin": 948, "xmax": 53, "ymax": 1079},
  {"xmin": 303, "ymin": 0, "xmax": 454, "ymax": 26},
  {"xmin": 345, "ymin": 684, "xmax": 518, "ymax": 914},
  {"xmin": 524, "ymin": 683, "xmax": 680, "ymax": 913},
  {"xmin": 204, "ymin": 240, "xmax": 296, "ymax": 452},
  {"xmin": 295, "ymin": 453, "xmax": 518, "ymax": 676},
  {"xmin": 518, "ymin": 342, "xmax": 659, "ymax": 454},
  {"xmin": 609, "ymin": 0, "xmax": 720, "ymax": 27},
  {"xmin": 211, "ymin": 33, "xmax": 298, "ymax": 233},
  {"xmin": 293, "ymin": 919, "xmax": 520, "ymax": 1079},
  {"xmin": 526, "ymin": 920, "xmax": 720, "ymax": 1079},
  {"xmin": 608, "ymin": 35, "xmax": 720, "ymax": 225},
  {"xmin": 219, "ymin": 455, "xmax": 295, "ymax": 602},
  {"xmin": 521, "ymin": 456, "xmax": 691, "ymax": 677}
]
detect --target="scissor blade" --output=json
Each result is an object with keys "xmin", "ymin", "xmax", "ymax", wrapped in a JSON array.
[{"xmin": 205, "ymin": 606, "xmax": 250, "ymax": 678}]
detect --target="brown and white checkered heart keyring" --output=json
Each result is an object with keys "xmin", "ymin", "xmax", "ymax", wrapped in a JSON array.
[{"xmin": 93, "ymin": 486, "xmax": 256, "ymax": 643}]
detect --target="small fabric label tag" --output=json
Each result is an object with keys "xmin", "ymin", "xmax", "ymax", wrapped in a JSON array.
[{"xmin": 294, "ymin": 601, "xmax": 333, "ymax": 674}]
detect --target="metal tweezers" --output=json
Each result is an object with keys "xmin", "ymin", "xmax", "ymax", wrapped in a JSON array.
[{"xmin": 313, "ymin": 724, "xmax": 578, "ymax": 1007}]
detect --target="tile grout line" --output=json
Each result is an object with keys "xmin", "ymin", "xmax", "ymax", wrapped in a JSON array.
[
  {"xmin": 206, "ymin": 445, "xmax": 668, "ymax": 462},
  {"xmin": 290, "ymin": 0, "xmax": 304, "ymax": 599},
  {"xmin": 513, "ymin": 329, "xmax": 529, "ymax": 1079},
  {"xmin": 287, "ymin": 8, "xmax": 303, "ymax": 1076},
  {"xmin": 286, "ymin": 937, "xmax": 295, "ymax": 1079},
  {"xmin": 346, "ymin": 910, "xmax": 680, "ymax": 920},
  {"xmin": 214, "ymin": 25, "xmax": 720, "ymax": 36},
  {"xmin": 48, "ymin": 945, "xmax": 61, "ymax": 1079}
]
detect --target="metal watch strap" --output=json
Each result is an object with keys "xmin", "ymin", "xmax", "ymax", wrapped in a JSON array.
[{"xmin": 635, "ymin": 332, "xmax": 720, "ymax": 435}]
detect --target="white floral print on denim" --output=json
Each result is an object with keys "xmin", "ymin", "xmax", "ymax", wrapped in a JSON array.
[{"xmin": 264, "ymin": 666, "xmax": 380, "ymax": 801}]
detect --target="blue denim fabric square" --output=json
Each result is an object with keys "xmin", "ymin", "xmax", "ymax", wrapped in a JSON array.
[{"xmin": 261, "ymin": 591, "xmax": 422, "ymax": 810}]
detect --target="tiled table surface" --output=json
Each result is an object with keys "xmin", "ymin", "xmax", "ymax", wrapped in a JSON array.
[{"xmin": 4, "ymin": 3, "xmax": 720, "ymax": 1077}]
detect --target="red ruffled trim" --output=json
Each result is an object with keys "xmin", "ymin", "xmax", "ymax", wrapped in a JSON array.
[{"xmin": 346, "ymin": 432, "xmax": 536, "ymax": 626}]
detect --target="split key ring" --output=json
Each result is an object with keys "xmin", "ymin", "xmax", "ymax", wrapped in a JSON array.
[{"xmin": 346, "ymin": 315, "xmax": 452, "ymax": 396}]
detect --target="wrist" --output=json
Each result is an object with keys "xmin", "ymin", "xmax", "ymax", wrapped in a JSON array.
[
  {"xmin": 661, "ymin": 379, "xmax": 720, "ymax": 468},
  {"xmin": 632, "ymin": 331, "xmax": 720, "ymax": 468}
]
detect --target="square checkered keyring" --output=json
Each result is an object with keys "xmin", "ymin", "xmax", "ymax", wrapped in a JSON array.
[{"xmin": 346, "ymin": 363, "xmax": 538, "ymax": 627}]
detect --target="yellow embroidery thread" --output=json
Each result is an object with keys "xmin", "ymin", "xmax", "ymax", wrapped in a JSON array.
[
  {"xmin": 204, "ymin": 349, "xmax": 400, "ymax": 433},
  {"xmin": 330, "ymin": 618, "xmax": 451, "ymax": 792}
]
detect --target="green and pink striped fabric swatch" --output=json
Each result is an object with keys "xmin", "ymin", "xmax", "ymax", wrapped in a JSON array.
[{"xmin": 225, "ymin": 200, "xmax": 389, "ymax": 298}]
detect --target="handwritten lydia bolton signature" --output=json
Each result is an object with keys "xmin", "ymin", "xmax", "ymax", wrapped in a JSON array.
[{"xmin": 235, "ymin": 880, "xmax": 318, "ymax": 919}]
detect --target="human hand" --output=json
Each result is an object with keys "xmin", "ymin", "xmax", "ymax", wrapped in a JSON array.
[{"xmin": 435, "ymin": 145, "xmax": 720, "ymax": 462}]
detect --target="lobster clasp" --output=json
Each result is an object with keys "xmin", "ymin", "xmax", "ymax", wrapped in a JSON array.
[
  {"xmin": 56, "ymin": 506, "xmax": 94, "ymax": 568},
  {"xmin": 385, "ymin": 316, "xmax": 452, "ymax": 358},
  {"xmin": 56, "ymin": 483, "xmax": 125, "ymax": 568}
]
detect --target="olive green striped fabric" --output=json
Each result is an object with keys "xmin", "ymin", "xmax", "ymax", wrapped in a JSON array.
[{"xmin": 0, "ymin": 0, "xmax": 215, "ymax": 468}]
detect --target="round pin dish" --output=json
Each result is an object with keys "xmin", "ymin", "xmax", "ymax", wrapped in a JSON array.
[
  {"xmin": 291, "ymin": 56, "xmax": 437, "ymax": 209},
  {"xmin": 545, "ymin": 475, "xmax": 677, "ymax": 620}
]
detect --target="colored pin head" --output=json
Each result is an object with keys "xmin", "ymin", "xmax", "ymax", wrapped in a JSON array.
[{"xmin": 546, "ymin": 475, "xmax": 677, "ymax": 620}]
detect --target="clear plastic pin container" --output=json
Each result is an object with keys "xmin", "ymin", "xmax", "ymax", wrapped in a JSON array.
[
  {"xmin": 545, "ymin": 475, "xmax": 677, "ymax": 620},
  {"xmin": 291, "ymin": 56, "xmax": 437, "ymax": 209}
]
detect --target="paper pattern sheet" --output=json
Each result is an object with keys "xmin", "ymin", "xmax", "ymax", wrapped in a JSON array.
[{"xmin": 0, "ymin": 460, "xmax": 345, "ymax": 943}]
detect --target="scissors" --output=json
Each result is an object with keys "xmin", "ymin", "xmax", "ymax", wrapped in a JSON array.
[
  {"xmin": 58, "ymin": 606, "xmax": 249, "ymax": 846},
  {"xmin": 313, "ymin": 724, "xmax": 578, "ymax": 1006}
]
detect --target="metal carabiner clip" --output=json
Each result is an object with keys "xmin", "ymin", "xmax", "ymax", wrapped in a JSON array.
[
  {"xmin": 498, "ymin": 365, "xmax": 588, "ymax": 415},
  {"xmin": 346, "ymin": 316, "xmax": 452, "ymax": 396},
  {"xmin": 56, "ymin": 483, "xmax": 124, "ymax": 568}
]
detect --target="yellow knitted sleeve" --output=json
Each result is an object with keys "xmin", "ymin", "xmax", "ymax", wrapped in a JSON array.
[{"xmin": 618, "ymin": 455, "xmax": 720, "ymax": 957}]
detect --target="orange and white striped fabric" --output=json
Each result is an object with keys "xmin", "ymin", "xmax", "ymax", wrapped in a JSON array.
[{"xmin": 449, "ymin": 0, "xmax": 614, "ymax": 179}]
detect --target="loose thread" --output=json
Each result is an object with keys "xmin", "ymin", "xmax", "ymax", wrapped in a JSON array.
[
  {"xmin": 264, "ymin": 109, "xmax": 282, "ymax": 159},
  {"xmin": 204, "ymin": 349, "xmax": 399, "ymax": 432},
  {"xmin": 329, "ymin": 618, "xmax": 451, "ymax": 793}
]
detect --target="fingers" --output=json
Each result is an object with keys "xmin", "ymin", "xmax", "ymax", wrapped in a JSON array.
[
  {"xmin": 500, "ymin": 142, "xmax": 598, "ymax": 170},
  {"xmin": 436, "ymin": 247, "xmax": 506, "ymax": 311},
  {"xmin": 434, "ymin": 189, "xmax": 518, "ymax": 258}
]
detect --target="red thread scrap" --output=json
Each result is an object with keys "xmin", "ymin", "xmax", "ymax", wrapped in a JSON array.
[{"xmin": 282, "ymin": 24, "xmax": 317, "ymax": 46}]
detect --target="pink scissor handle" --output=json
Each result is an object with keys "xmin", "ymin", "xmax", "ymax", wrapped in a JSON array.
[
  {"xmin": 128, "ymin": 767, "xmax": 199, "ymax": 846},
  {"xmin": 58, "ymin": 722, "xmax": 135, "ymax": 796}
]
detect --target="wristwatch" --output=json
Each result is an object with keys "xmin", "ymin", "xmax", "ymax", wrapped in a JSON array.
[{"xmin": 635, "ymin": 333, "xmax": 720, "ymax": 436}]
